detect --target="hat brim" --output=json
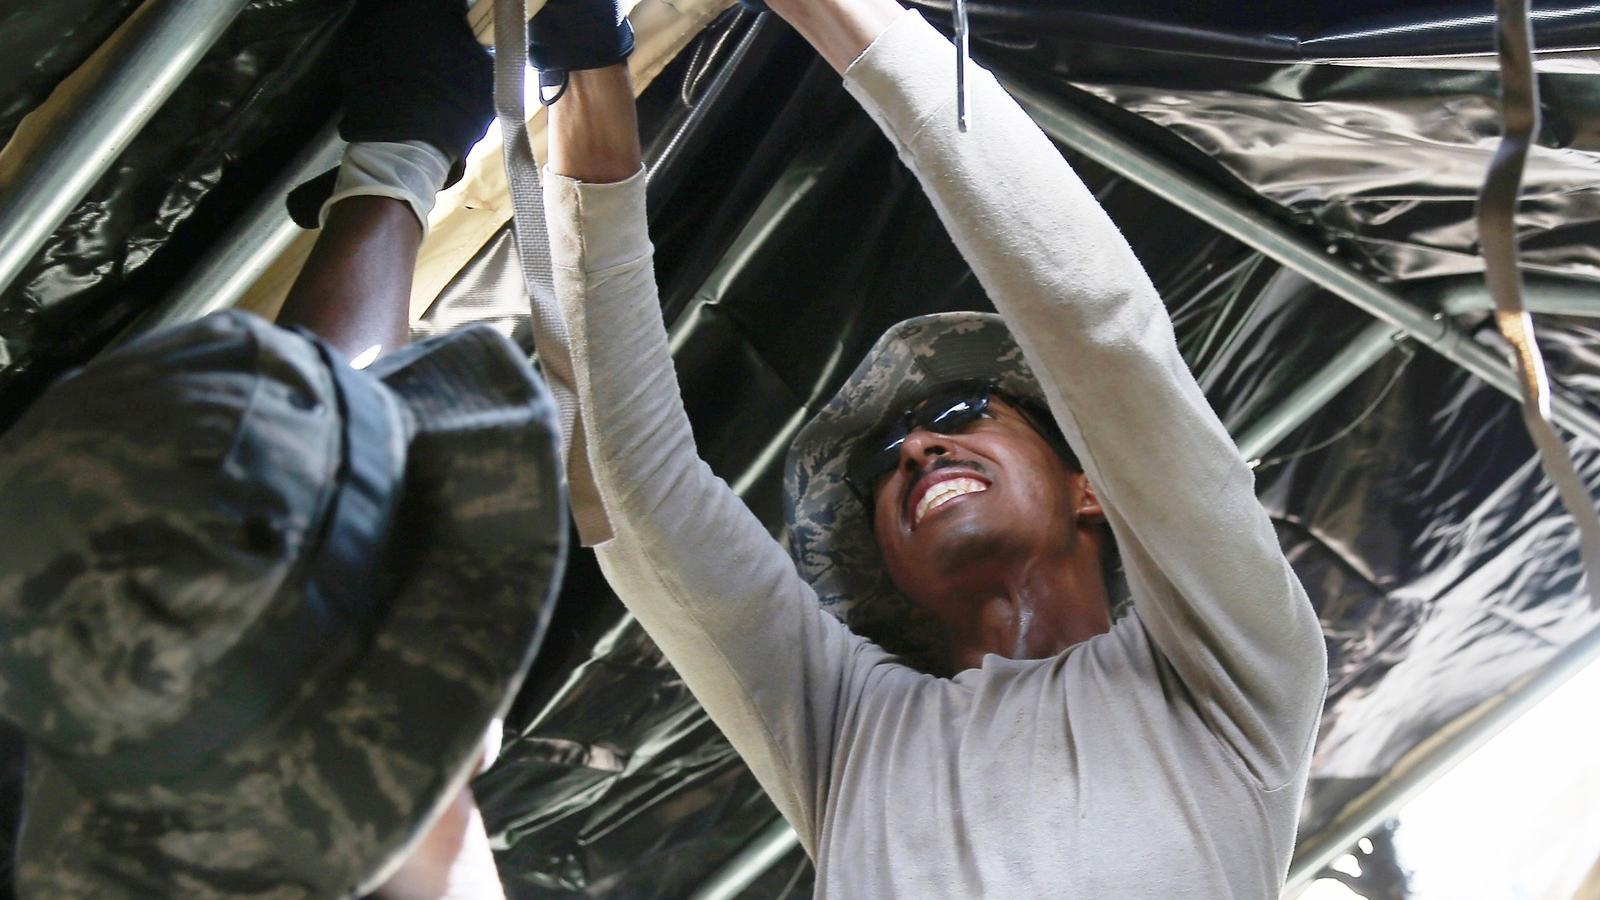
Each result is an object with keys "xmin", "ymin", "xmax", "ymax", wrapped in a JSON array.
[
  {"xmin": 783, "ymin": 313, "xmax": 1043, "ymax": 655},
  {"xmin": 16, "ymin": 324, "xmax": 567, "ymax": 898}
]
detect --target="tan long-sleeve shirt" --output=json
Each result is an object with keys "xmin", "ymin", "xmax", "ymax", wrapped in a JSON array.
[{"xmin": 543, "ymin": 11, "xmax": 1328, "ymax": 897}]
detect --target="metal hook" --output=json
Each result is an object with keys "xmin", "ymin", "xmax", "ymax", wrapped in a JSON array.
[{"xmin": 954, "ymin": 0, "xmax": 970, "ymax": 131}]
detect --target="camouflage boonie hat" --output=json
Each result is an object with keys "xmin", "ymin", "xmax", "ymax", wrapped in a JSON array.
[
  {"xmin": 0, "ymin": 311, "xmax": 567, "ymax": 898},
  {"xmin": 784, "ymin": 313, "xmax": 1045, "ymax": 653}
]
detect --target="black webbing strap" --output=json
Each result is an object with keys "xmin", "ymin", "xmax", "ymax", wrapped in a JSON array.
[
  {"xmin": 1478, "ymin": 0, "xmax": 1600, "ymax": 609},
  {"xmin": 494, "ymin": 0, "xmax": 614, "ymax": 545}
]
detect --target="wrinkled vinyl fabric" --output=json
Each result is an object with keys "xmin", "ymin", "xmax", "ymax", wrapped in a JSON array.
[
  {"xmin": 1046, "ymin": 59, "xmax": 1600, "ymax": 283},
  {"xmin": 430, "ymin": 12, "xmax": 1600, "ymax": 898},
  {"xmin": 941, "ymin": 0, "xmax": 1600, "ymax": 283},
  {"xmin": 0, "ymin": 0, "xmax": 352, "ymax": 431}
]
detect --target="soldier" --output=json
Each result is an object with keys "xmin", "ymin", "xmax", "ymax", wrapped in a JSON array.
[
  {"xmin": 0, "ymin": 1, "xmax": 582, "ymax": 896},
  {"xmin": 540, "ymin": 0, "xmax": 1329, "ymax": 896},
  {"xmin": 0, "ymin": 308, "xmax": 565, "ymax": 898}
]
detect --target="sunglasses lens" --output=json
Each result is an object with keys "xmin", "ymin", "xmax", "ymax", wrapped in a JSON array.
[
  {"xmin": 921, "ymin": 394, "xmax": 984, "ymax": 433},
  {"xmin": 911, "ymin": 380, "xmax": 991, "ymax": 436},
  {"xmin": 846, "ymin": 382, "xmax": 993, "ymax": 501},
  {"xmin": 848, "ymin": 432, "xmax": 905, "ymax": 497}
]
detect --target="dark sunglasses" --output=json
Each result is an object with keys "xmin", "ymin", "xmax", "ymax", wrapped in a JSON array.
[{"xmin": 844, "ymin": 380, "xmax": 999, "ymax": 504}]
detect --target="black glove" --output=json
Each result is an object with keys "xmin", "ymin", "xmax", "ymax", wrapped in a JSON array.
[
  {"xmin": 288, "ymin": 0, "xmax": 493, "ymax": 228},
  {"xmin": 527, "ymin": 0, "xmax": 636, "ymax": 105}
]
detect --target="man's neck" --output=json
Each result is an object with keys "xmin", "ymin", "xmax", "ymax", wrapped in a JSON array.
[{"xmin": 936, "ymin": 547, "xmax": 1111, "ymax": 673}]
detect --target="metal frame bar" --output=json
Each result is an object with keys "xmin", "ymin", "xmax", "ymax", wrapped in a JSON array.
[
  {"xmin": 1428, "ymin": 274, "xmax": 1600, "ymax": 318},
  {"xmin": 0, "ymin": 0, "xmax": 252, "ymax": 299},
  {"xmin": 119, "ymin": 120, "xmax": 344, "ymax": 340},
  {"xmin": 1235, "ymin": 320, "xmax": 1406, "ymax": 462},
  {"xmin": 688, "ymin": 817, "xmax": 803, "ymax": 900}
]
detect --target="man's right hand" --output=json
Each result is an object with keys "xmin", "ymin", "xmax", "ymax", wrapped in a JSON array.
[
  {"xmin": 527, "ymin": 0, "xmax": 635, "ymax": 104},
  {"xmin": 337, "ymin": 0, "xmax": 494, "ymax": 171},
  {"xmin": 288, "ymin": 0, "xmax": 493, "ymax": 228}
]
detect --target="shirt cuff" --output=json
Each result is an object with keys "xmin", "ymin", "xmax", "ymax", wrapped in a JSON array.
[
  {"xmin": 323, "ymin": 140, "xmax": 452, "ymax": 237},
  {"xmin": 842, "ymin": 9, "xmax": 958, "ymax": 148},
  {"xmin": 542, "ymin": 166, "xmax": 652, "ymax": 273}
]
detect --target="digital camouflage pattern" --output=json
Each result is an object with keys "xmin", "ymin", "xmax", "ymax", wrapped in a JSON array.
[
  {"xmin": 0, "ymin": 311, "xmax": 567, "ymax": 898},
  {"xmin": 783, "ymin": 313, "xmax": 1046, "ymax": 663}
]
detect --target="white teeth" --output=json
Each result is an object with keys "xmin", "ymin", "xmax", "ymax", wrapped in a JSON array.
[{"xmin": 914, "ymin": 477, "xmax": 987, "ymax": 525}]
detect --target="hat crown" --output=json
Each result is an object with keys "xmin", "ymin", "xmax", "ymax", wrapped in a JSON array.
[{"xmin": 0, "ymin": 314, "xmax": 341, "ymax": 760}]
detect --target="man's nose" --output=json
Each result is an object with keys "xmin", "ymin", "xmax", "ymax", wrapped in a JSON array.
[{"xmin": 899, "ymin": 428, "xmax": 951, "ymax": 472}]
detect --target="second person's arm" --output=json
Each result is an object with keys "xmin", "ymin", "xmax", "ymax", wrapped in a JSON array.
[{"xmin": 544, "ymin": 65, "xmax": 891, "ymax": 857}]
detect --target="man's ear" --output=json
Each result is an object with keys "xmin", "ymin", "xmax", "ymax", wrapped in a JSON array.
[{"xmin": 1076, "ymin": 477, "xmax": 1105, "ymax": 524}]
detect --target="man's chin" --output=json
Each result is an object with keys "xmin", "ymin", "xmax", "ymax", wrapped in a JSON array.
[{"xmin": 915, "ymin": 517, "xmax": 1010, "ymax": 572}]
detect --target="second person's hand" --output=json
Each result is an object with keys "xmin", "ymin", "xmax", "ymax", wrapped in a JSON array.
[{"xmin": 529, "ymin": 0, "xmax": 636, "ymax": 106}]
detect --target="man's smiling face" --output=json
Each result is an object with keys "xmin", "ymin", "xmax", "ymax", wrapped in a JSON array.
[{"xmin": 869, "ymin": 395, "xmax": 1095, "ymax": 624}]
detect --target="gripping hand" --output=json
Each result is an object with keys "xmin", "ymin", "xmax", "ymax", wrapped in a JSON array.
[
  {"xmin": 288, "ymin": 0, "xmax": 493, "ymax": 228},
  {"xmin": 527, "ymin": 0, "xmax": 636, "ymax": 104}
]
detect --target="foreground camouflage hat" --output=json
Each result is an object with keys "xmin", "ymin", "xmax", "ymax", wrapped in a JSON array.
[
  {"xmin": 0, "ymin": 311, "xmax": 567, "ymax": 898},
  {"xmin": 784, "ymin": 313, "xmax": 1045, "ymax": 654}
]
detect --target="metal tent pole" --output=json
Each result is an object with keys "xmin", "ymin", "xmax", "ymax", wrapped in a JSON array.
[
  {"xmin": 1233, "ymin": 272, "xmax": 1600, "ymax": 464},
  {"xmin": 688, "ymin": 817, "xmax": 803, "ymax": 900},
  {"xmin": 0, "ymin": 0, "xmax": 252, "ymax": 299},
  {"xmin": 1235, "ymin": 320, "xmax": 1405, "ymax": 462},
  {"xmin": 1429, "ymin": 275, "xmax": 1600, "ymax": 318},
  {"xmin": 119, "ymin": 120, "xmax": 344, "ymax": 340},
  {"xmin": 1001, "ymin": 78, "xmax": 1600, "ymax": 448}
]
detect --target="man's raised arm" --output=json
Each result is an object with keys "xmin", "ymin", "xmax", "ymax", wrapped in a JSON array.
[{"xmin": 543, "ymin": 64, "xmax": 887, "ymax": 854}]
